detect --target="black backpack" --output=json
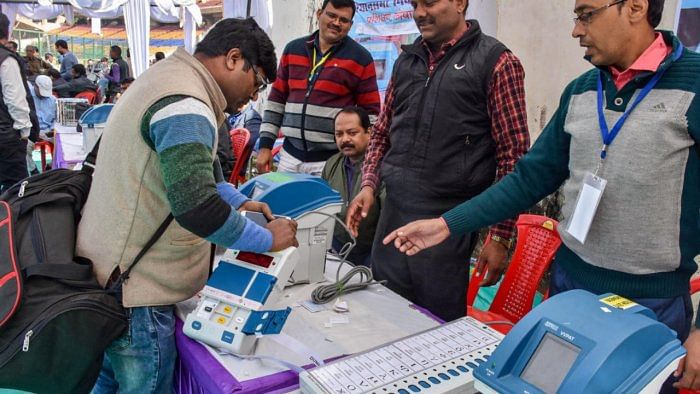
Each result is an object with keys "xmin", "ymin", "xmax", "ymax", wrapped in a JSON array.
[{"xmin": 0, "ymin": 143, "xmax": 172, "ymax": 393}]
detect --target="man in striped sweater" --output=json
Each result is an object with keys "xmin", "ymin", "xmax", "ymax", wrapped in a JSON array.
[
  {"xmin": 383, "ymin": 0, "xmax": 700, "ymax": 390},
  {"xmin": 257, "ymin": 0, "xmax": 381, "ymax": 175}
]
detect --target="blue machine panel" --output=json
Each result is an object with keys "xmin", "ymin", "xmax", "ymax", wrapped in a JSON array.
[
  {"xmin": 245, "ymin": 272, "xmax": 278, "ymax": 304},
  {"xmin": 221, "ymin": 331, "xmax": 235, "ymax": 344},
  {"xmin": 206, "ymin": 262, "xmax": 254, "ymax": 297},
  {"xmin": 242, "ymin": 308, "xmax": 292, "ymax": 335},
  {"xmin": 238, "ymin": 173, "xmax": 342, "ymax": 218}
]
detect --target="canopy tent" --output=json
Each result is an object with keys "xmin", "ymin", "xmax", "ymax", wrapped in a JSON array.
[{"xmin": 0, "ymin": 0, "xmax": 271, "ymax": 78}]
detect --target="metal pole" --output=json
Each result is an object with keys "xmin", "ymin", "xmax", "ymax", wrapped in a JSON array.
[{"xmin": 246, "ymin": 0, "xmax": 252, "ymax": 18}]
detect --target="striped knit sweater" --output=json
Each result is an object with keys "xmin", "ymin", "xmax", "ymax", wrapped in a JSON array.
[
  {"xmin": 260, "ymin": 31, "xmax": 381, "ymax": 162},
  {"xmin": 141, "ymin": 95, "xmax": 272, "ymax": 252},
  {"xmin": 443, "ymin": 32, "xmax": 700, "ymax": 322}
]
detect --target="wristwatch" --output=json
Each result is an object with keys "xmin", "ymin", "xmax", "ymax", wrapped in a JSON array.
[{"xmin": 490, "ymin": 234, "xmax": 513, "ymax": 249}]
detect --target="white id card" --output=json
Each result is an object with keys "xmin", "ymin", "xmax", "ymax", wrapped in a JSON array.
[{"xmin": 566, "ymin": 172, "xmax": 607, "ymax": 244}]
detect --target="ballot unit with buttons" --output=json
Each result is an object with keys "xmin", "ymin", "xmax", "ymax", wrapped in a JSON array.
[
  {"xmin": 299, "ymin": 317, "xmax": 504, "ymax": 393},
  {"xmin": 183, "ymin": 247, "xmax": 299, "ymax": 354}
]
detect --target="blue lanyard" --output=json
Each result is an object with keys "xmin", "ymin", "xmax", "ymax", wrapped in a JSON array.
[{"xmin": 596, "ymin": 43, "xmax": 684, "ymax": 160}]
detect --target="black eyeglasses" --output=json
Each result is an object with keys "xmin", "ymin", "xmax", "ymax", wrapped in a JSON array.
[
  {"xmin": 574, "ymin": 0, "xmax": 626, "ymax": 25},
  {"xmin": 245, "ymin": 59, "xmax": 269, "ymax": 93}
]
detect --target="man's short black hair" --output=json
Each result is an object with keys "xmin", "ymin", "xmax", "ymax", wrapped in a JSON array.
[
  {"xmin": 72, "ymin": 63, "xmax": 86, "ymax": 77},
  {"xmin": 195, "ymin": 18, "xmax": 277, "ymax": 82},
  {"xmin": 321, "ymin": 0, "xmax": 356, "ymax": 18},
  {"xmin": 335, "ymin": 106, "xmax": 371, "ymax": 131},
  {"xmin": 48, "ymin": 68, "xmax": 61, "ymax": 79},
  {"xmin": 647, "ymin": 0, "xmax": 664, "ymax": 28},
  {"xmin": 110, "ymin": 45, "xmax": 122, "ymax": 57},
  {"xmin": 55, "ymin": 39, "xmax": 68, "ymax": 49},
  {"xmin": 7, "ymin": 41, "xmax": 17, "ymax": 51},
  {"xmin": 0, "ymin": 13, "xmax": 10, "ymax": 41},
  {"xmin": 155, "ymin": 51, "xmax": 165, "ymax": 60}
]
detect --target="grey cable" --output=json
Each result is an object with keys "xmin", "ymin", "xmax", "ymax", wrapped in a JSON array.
[{"xmin": 295, "ymin": 210, "xmax": 385, "ymax": 304}]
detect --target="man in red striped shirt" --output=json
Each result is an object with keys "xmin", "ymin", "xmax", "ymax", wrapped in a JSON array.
[
  {"xmin": 346, "ymin": 0, "xmax": 530, "ymax": 321},
  {"xmin": 257, "ymin": 0, "xmax": 381, "ymax": 175}
]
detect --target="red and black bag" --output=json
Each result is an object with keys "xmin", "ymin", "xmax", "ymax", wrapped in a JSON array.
[{"xmin": 0, "ymin": 144, "xmax": 127, "ymax": 394}]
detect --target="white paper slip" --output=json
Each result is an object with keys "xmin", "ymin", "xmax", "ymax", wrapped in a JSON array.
[
  {"xmin": 301, "ymin": 300, "xmax": 327, "ymax": 313},
  {"xmin": 567, "ymin": 172, "xmax": 607, "ymax": 244}
]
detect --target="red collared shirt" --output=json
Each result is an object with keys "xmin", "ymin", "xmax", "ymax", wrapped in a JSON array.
[
  {"xmin": 610, "ymin": 33, "xmax": 672, "ymax": 90},
  {"xmin": 362, "ymin": 29, "xmax": 530, "ymax": 240}
]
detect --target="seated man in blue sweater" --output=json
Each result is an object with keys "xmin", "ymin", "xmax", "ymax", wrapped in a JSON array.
[
  {"xmin": 26, "ymin": 75, "xmax": 56, "ymax": 174},
  {"xmin": 380, "ymin": 0, "xmax": 700, "ymax": 391}
]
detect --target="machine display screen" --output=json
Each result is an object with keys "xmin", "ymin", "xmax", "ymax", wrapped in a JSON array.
[
  {"xmin": 520, "ymin": 332, "xmax": 580, "ymax": 394},
  {"xmin": 237, "ymin": 252, "xmax": 274, "ymax": 268}
]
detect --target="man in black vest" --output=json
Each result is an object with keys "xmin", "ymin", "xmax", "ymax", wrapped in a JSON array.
[
  {"xmin": 105, "ymin": 45, "xmax": 131, "ymax": 101},
  {"xmin": 0, "ymin": 13, "xmax": 40, "ymax": 192},
  {"xmin": 346, "ymin": 0, "xmax": 530, "ymax": 321}
]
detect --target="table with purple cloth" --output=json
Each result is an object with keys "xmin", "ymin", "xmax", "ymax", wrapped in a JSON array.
[
  {"xmin": 174, "ymin": 254, "xmax": 442, "ymax": 394},
  {"xmin": 53, "ymin": 125, "xmax": 86, "ymax": 169}
]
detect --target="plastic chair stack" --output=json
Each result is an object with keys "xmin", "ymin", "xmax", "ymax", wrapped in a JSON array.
[
  {"xmin": 467, "ymin": 214, "xmax": 562, "ymax": 333},
  {"xmin": 229, "ymin": 128, "xmax": 251, "ymax": 186}
]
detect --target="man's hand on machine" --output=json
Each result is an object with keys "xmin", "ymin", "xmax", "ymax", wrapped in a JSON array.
[
  {"xmin": 382, "ymin": 218, "xmax": 451, "ymax": 256},
  {"xmin": 346, "ymin": 186, "xmax": 376, "ymax": 237},
  {"xmin": 238, "ymin": 201, "xmax": 274, "ymax": 220},
  {"xmin": 674, "ymin": 330, "xmax": 700, "ymax": 390},
  {"xmin": 268, "ymin": 218, "xmax": 299, "ymax": 251},
  {"xmin": 256, "ymin": 148, "xmax": 272, "ymax": 174}
]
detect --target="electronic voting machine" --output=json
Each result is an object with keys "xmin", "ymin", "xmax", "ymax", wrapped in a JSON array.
[
  {"xmin": 183, "ymin": 247, "xmax": 298, "ymax": 354},
  {"xmin": 300, "ymin": 290, "xmax": 687, "ymax": 394},
  {"xmin": 299, "ymin": 317, "xmax": 503, "ymax": 393},
  {"xmin": 473, "ymin": 290, "xmax": 686, "ymax": 394},
  {"xmin": 239, "ymin": 173, "xmax": 343, "ymax": 284}
]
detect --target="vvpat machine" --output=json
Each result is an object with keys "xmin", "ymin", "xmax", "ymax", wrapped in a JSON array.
[
  {"xmin": 239, "ymin": 173, "xmax": 343, "ymax": 284},
  {"xmin": 300, "ymin": 290, "xmax": 686, "ymax": 394},
  {"xmin": 183, "ymin": 246, "xmax": 298, "ymax": 354},
  {"xmin": 78, "ymin": 104, "xmax": 114, "ymax": 152}
]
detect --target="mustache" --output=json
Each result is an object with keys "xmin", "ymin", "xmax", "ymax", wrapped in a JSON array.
[
  {"xmin": 415, "ymin": 17, "xmax": 434, "ymax": 27},
  {"xmin": 340, "ymin": 143, "xmax": 355, "ymax": 149}
]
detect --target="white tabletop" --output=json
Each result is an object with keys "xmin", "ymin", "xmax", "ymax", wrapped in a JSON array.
[{"xmin": 176, "ymin": 253, "xmax": 440, "ymax": 384}]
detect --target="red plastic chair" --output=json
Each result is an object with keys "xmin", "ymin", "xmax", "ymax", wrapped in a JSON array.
[
  {"xmin": 75, "ymin": 90, "xmax": 97, "ymax": 105},
  {"xmin": 34, "ymin": 140, "xmax": 54, "ymax": 172},
  {"xmin": 229, "ymin": 128, "xmax": 251, "ymax": 186},
  {"xmin": 467, "ymin": 214, "xmax": 562, "ymax": 333}
]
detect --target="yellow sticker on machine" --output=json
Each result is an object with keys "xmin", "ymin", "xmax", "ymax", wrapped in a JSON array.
[{"xmin": 600, "ymin": 295, "xmax": 637, "ymax": 310}]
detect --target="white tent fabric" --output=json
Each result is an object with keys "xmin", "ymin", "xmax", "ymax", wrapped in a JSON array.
[
  {"xmin": 123, "ymin": 0, "xmax": 150, "ymax": 77},
  {"xmin": 68, "ymin": 0, "xmax": 128, "ymax": 13},
  {"xmin": 183, "ymin": 8, "xmax": 196, "ymax": 53},
  {"xmin": 151, "ymin": 5, "xmax": 179, "ymax": 23},
  {"xmin": 2, "ymin": 0, "xmax": 210, "ymax": 73},
  {"xmin": 225, "ymin": 0, "xmax": 271, "ymax": 33},
  {"xmin": 91, "ymin": 16, "xmax": 101, "ymax": 34}
]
